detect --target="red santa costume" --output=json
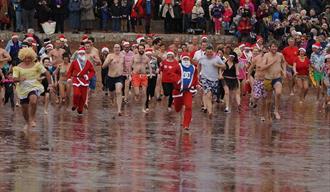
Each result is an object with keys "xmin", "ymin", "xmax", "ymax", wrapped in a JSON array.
[
  {"xmin": 67, "ymin": 47, "xmax": 95, "ymax": 114},
  {"xmin": 171, "ymin": 53, "xmax": 198, "ymax": 130}
]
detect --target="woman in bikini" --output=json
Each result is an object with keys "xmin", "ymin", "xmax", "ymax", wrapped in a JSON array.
[{"xmin": 54, "ymin": 53, "xmax": 71, "ymax": 105}]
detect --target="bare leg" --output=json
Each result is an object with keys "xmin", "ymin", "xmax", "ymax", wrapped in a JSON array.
[
  {"xmin": 296, "ymin": 78, "xmax": 303, "ymax": 102},
  {"xmin": 124, "ymin": 79, "xmax": 130, "ymax": 102},
  {"xmin": 21, "ymin": 104, "xmax": 29, "ymax": 129},
  {"xmin": 235, "ymin": 88, "xmax": 241, "ymax": 110},
  {"xmin": 134, "ymin": 86, "xmax": 140, "ymax": 101},
  {"xmin": 115, "ymin": 83, "xmax": 123, "ymax": 115},
  {"xmin": 44, "ymin": 93, "xmax": 49, "ymax": 114},
  {"xmin": 141, "ymin": 86, "xmax": 147, "ymax": 112},
  {"xmin": 274, "ymin": 83, "xmax": 282, "ymax": 120},
  {"xmin": 59, "ymin": 82, "xmax": 65, "ymax": 103},
  {"xmin": 205, "ymin": 92, "xmax": 213, "ymax": 117},
  {"xmin": 223, "ymin": 85, "xmax": 230, "ymax": 111},
  {"xmin": 29, "ymin": 94, "xmax": 38, "ymax": 127}
]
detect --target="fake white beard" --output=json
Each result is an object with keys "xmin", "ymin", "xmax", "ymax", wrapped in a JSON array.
[
  {"xmin": 78, "ymin": 55, "xmax": 86, "ymax": 62},
  {"xmin": 182, "ymin": 60, "xmax": 191, "ymax": 68}
]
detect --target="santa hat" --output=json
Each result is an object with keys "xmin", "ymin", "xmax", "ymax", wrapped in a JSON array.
[
  {"xmin": 46, "ymin": 44, "xmax": 54, "ymax": 50},
  {"xmin": 298, "ymin": 47, "xmax": 306, "ymax": 52},
  {"xmin": 325, "ymin": 54, "xmax": 330, "ymax": 59},
  {"xmin": 123, "ymin": 41, "xmax": 130, "ymax": 46},
  {"xmin": 58, "ymin": 34, "xmax": 67, "ymax": 42},
  {"xmin": 256, "ymin": 36, "xmax": 263, "ymax": 42},
  {"xmin": 145, "ymin": 48, "xmax": 153, "ymax": 55},
  {"xmin": 132, "ymin": 44, "xmax": 138, "ymax": 47},
  {"xmin": 31, "ymin": 40, "xmax": 37, "ymax": 47},
  {"xmin": 147, "ymin": 33, "xmax": 155, "ymax": 38},
  {"xmin": 77, "ymin": 47, "xmax": 86, "ymax": 54},
  {"xmin": 166, "ymin": 50, "xmax": 175, "ymax": 56},
  {"xmin": 136, "ymin": 35, "xmax": 145, "ymax": 44},
  {"xmin": 180, "ymin": 52, "xmax": 190, "ymax": 60},
  {"xmin": 244, "ymin": 43, "xmax": 252, "ymax": 49},
  {"xmin": 101, "ymin": 46, "xmax": 109, "ymax": 53},
  {"xmin": 201, "ymin": 35, "xmax": 208, "ymax": 41},
  {"xmin": 25, "ymin": 34, "xmax": 34, "ymax": 41},
  {"xmin": 81, "ymin": 34, "xmax": 89, "ymax": 42},
  {"xmin": 312, "ymin": 42, "xmax": 321, "ymax": 49},
  {"xmin": 12, "ymin": 33, "xmax": 19, "ymax": 39},
  {"xmin": 238, "ymin": 43, "xmax": 246, "ymax": 49}
]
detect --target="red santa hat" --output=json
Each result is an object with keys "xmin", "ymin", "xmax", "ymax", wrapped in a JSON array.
[
  {"xmin": 166, "ymin": 50, "xmax": 175, "ymax": 56},
  {"xmin": 77, "ymin": 47, "xmax": 86, "ymax": 54},
  {"xmin": 58, "ymin": 34, "xmax": 67, "ymax": 42},
  {"xmin": 180, "ymin": 52, "xmax": 190, "ymax": 60},
  {"xmin": 25, "ymin": 34, "xmax": 34, "ymax": 41},
  {"xmin": 123, "ymin": 41, "xmax": 130, "ymax": 46},
  {"xmin": 81, "ymin": 34, "xmax": 89, "ymax": 42},
  {"xmin": 46, "ymin": 44, "xmax": 54, "ymax": 50},
  {"xmin": 145, "ymin": 48, "xmax": 153, "ymax": 55},
  {"xmin": 256, "ymin": 36, "xmax": 263, "ymax": 42},
  {"xmin": 136, "ymin": 35, "xmax": 145, "ymax": 44},
  {"xmin": 298, "ymin": 47, "xmax": 306, "ymax": 52},
  {"xmin": 244, "ymin": 43, "xmax": 252, "ymax": 49},
  {"xmin": 325, "ymin": 54, "xmax": 330, "ymax": 59},
  {"xmin": 31, "ymin": 40, "xmax": 37, "ymax": 47},
  {"xmin": 201, "ymin": 35, "xmax": 208, "ymax": 41},
  {"xmin": 12, "ymin": 33, "xmax": 19, "ymax": 39},
  {"xmin": 312, "ymin": 42, "xmax": 321, "ymax": 49},
  {"xmin": 101, "ymin": 46, "xmax": 109, "ymax": 53},
  {"xmin": 238, "ymin": 43, "xmax": 246, "ymax": 49},
  {"xmin": 132, "ymin": 43, "xmax": 138, "ymax": 47}
]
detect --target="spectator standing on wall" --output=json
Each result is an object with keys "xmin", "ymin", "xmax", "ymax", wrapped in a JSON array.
[
  {"xmin": 110, "ymin": 0, "xmax": 122, "ymax": 32},
  {"xmin": 144, "ymin": 0, "xmax": 152, "ymax": 34},
  {"xmin": 80, "ymin": 0, "xmax": 95, "ymax": 34},
  {"xmin": 210, "ymin": 0, "xmax": 224, "ymax": 35},
  {"xmin": 68, "ymin": 0, "xmax": 81, "ymax": 34},
  {"xmin": 99, "ymin": 0, "xmax": 110, "ymax": 32},
  {"xmin": 161, "ymin": 0, "xmax": 174, "ymax": 34},
  {"xmin": 21, "ymin": 0, "xmax": 36, "ymax": 31},
  {"xmin": 222, "ymin": 1, "xmax": 233, "ymax": 35},
  {"xmin": 181, "ymin": 0, "xmax": 194, "ymax": 33},
  {"xmin": 50, "ymin": 0, "xmax": 68, "ymax": 34},
  {"xmin": 36, "ymin": 0, "xmax": 51, "ymax": 33},
  {"xmin": 121, "ymin": 0, "xmax": 131, "ymax": 32},
  {"xmin": 11, "ymin": 0, "xmax": 23, "ymax": 32},
  {"xmin": 131, "ymin": 0, "xmax": 145, "ymax": 33}
]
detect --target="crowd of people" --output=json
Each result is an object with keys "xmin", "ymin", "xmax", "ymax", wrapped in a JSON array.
[
  {"xmin": 0, "ymin": 29, "xmax": 330, "ymax": 130},
  {"xmin": 0, "ymin": 1, "xmax": 329, "ymax": 40}
]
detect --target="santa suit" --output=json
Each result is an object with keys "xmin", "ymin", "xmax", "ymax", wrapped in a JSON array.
[
  {"xmin": 67, "ymin": 59, "xmax": 95, "ymax": 113},
  {"xmin": 171, "ymin": 63, "xmax": 198, "ymax": 128}
]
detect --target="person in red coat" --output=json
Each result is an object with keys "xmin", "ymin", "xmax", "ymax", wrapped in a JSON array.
[
  {"xmin": 67, "ymin": 47, "xmax": 95, "ymax": 114},
  {"xmin": 171, "ymin": 52, "xmax": 198, "ymax": 131}
]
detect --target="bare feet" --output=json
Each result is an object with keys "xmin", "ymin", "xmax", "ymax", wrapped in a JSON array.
[
  {"xmin": 31, "ymin": 121, "xmax": 36, "ymax": 127},
  {"xmin": 274, "ymin": 112, "xmax": 281, "ymax": 120},
  {"xmin": 44, "ymin": 110, "xmax": 48, "ymax": 114},
  {"xmin": 260, "ymin": 116, "xmax": 266, "ymax": 121}
]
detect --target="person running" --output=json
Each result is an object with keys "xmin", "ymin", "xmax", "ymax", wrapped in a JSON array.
[
  {"xmin": 324, "ymin": 55, "xmax": 330, "ymax": 109},
  {"xmin": 282, "ymin": 37, "xmax": 299, "ymax": 95},
  {"xmin": 121, "ymin": 41, "xmax": 134, "ymax": 103},
  {"xmin": 171, "ymin": 52, "xmax": 198, "ymax": 131},
  {"xmin": 40, "ymin": 57, "xmax": 53, "ymax": 114},
  {"xmin": 223, "ymin": 52, "xmax": 241, "ymax": 113},
  {"xmin": 160, "ymin": 50, "xmax": 179, "ymax": 111},
  {"xmin": 0, "ymin": 48, "xmax": 12, "ymax": 102},
  {"xmin": 54, "ymin": 53, "xmax": 71, "ymax": 104},
  {"xmin": 13, "ymin": 48, "xmax": 53, "ymax": 129},
  {"xmin": 131, "ymin": 44, "xmax": 152, "ymax": 112},
  {"xmin": 248, "ymin": 47, "xmax": 267, "ymax": 121},
  {"xmin": 310, "ymin": 42, "xmax": 325, "ymax": 101},
  {"xmin": 67, "ymin": 47, "xmax": 95, "ymax": 115},
  {"xmin": 2, "ymin": 72, "xmax": 15, "ymax": 111},
  {"xmin": 199, "ymin": 45, "xmax": 226, "ymax": 117},
  {"xmin": 100, "ymin": 46, "xmax": 110, "ymax": 94},
  {"xmin": 293, "ymin": 48, "xmax": 310, "ymax": 103},
  {"xmin": 102, "ymin": 44, "xmax": 125, "ymax": 116},
  {"xmin": 145, "ymin": 48, "xmax": 159, "ymax": 112},
  {"xmin": 262, "ymin": 42, "xmax": 287, "ymax": 120}
]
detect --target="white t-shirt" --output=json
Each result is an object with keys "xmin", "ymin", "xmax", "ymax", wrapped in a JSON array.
[{"xmin": 199, "ymin": 55, "xmax": 224, "ymax": 81}]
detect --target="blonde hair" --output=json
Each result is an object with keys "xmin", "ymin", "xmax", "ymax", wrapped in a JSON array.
[{"xmin": 18, "ymin": 47, "xmax": 37, "ymax": 61}]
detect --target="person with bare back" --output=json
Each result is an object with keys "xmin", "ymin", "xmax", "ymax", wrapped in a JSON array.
[
  {"xmin": 131, "ymin": 44, "xmax": 152, "ymax": 112},
  {"xmin": 102, "ymin": 44, "xmax": 125, "ymax": 116},
  {"xmin": 262, "ymin": 42, "xmax": 287, "ymax": 120}
]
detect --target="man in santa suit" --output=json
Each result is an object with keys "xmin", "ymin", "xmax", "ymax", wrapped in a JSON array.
[
  {"xmin": 67, "ymin": 47, "xmax": 95, "ymax": 114},
  {"xmin": 171, "ymin": 53, "xmax": 198, "ymax": 131}
]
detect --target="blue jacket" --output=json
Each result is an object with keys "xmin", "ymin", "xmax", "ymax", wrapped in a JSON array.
[
  {"xmin": 11, "ymin": 0, "xmax": 22, "ymax": 12},
  {"xmin": 69, "ymin": 0, "xmax": 81, "ymax": 12}
]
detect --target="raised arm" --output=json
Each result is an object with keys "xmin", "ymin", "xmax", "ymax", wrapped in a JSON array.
[{"xmin": 102, "ymin": 54, "xmax": 112, "ymax": 69}]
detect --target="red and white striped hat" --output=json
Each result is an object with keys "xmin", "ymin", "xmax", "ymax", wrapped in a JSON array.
[
  {"xmin": 166, "ymin": 50, "xmax": 175, "ymax": 56},
  {"xmin": 12, "ymin": 33, "xmax": 19, "ymax": 39},
  {"xmin": 77, "ymin": 47, "xmax": 86, "ymax": 54},
  {"xmin": 145, "ymin": 48, "xmax": 153, "ymax": 55},
  {"xmin": 312, "ymin": 42, "xmax": 321, "ymax": 49}
]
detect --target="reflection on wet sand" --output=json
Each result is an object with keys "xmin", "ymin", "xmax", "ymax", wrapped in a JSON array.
[{"xmin": 0, "ymin": 94, "xmax": 329, "ymax": 192}]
